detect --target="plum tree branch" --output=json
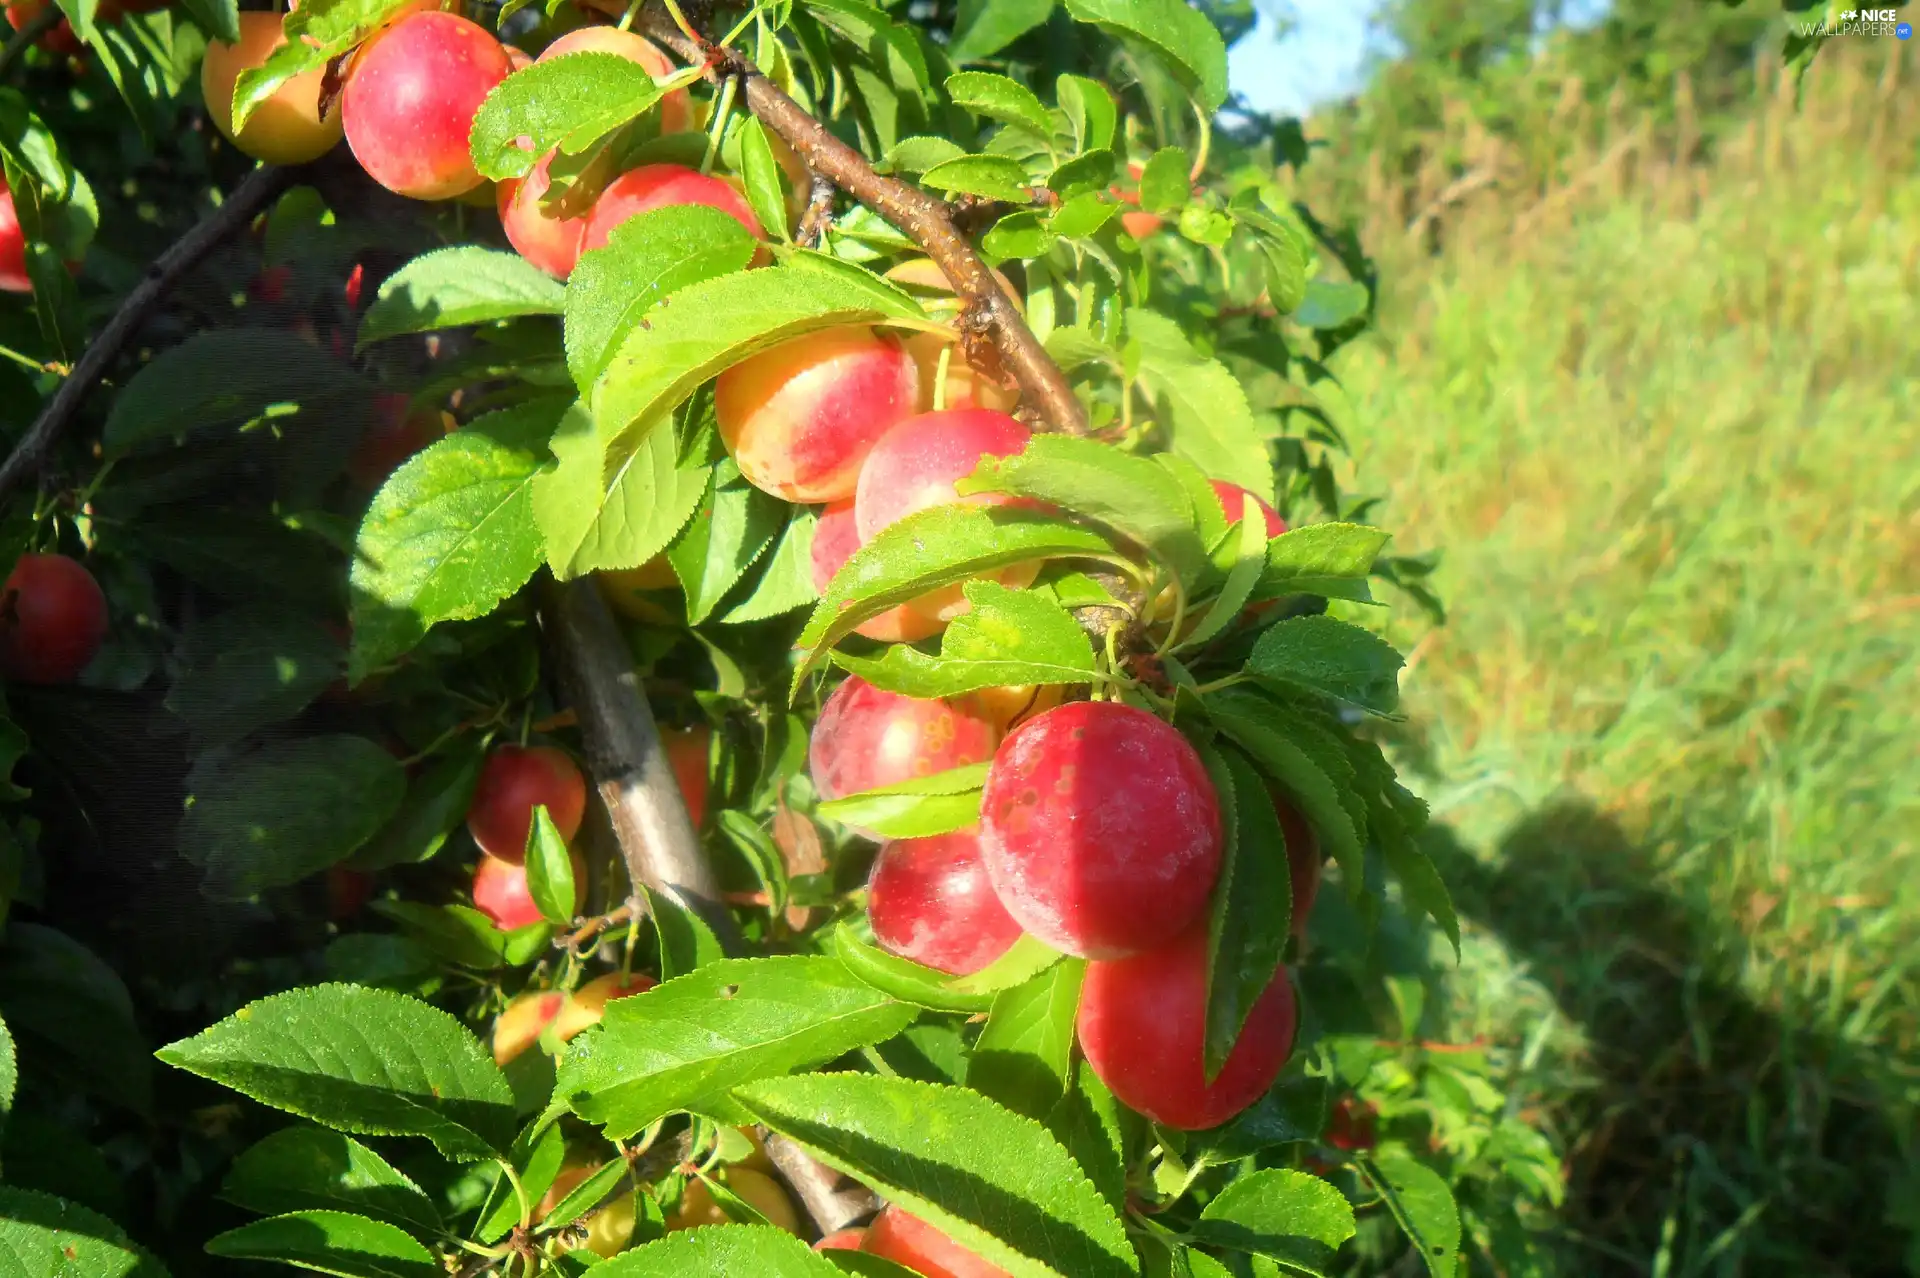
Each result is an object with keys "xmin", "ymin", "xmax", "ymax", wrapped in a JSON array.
[
  {"xmin": 0, "ymin": 162, "xmax": 298, "ymax": 503},
  {"xmin": 540, "ymin": 577, "xmax": 744, "ymax": 951},
  {"xmin": 761, "ymin": 1131, "xmax": 879, "ymax": 1237},
  {"xmin": 640, "ymin": 14, "xmax": 1089, "ymax": 436}
]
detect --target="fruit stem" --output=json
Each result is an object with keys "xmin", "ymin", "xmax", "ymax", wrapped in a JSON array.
[
  {"xmin": 616, "ymin": 0, "xmax": 643, "ymax": 31},
  {"xmin": 1188, "ymin": 98, "xmax": 1212, "ymax": 182},
  {"xmin": 932, "ymin": 342, "xmax": 952, "ymax": 412},
  {"xmin": 700, "ymin": 71, "xmax": 739, "ymax": 177}
]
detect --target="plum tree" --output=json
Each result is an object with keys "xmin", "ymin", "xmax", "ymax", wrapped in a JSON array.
[
  {"xmin": 811, "ymin": 500, "xmax": 941, "ymax": 643},
  {"xmin": 713, "ymin": 327, "xmax": 920, "ymax": 502},
  {"xmin": 664, "ymin": 1168, "xmax": 802, "ymax": 1235},
  {"xmin": 862, "ymin": 1206, "xmax": 1013, "ymax": 1278},
  {"xmin": 980, "ymin": 701, "xmax": 1221, "ymax": 958},
  {"xmin": 471, "ymin": 847, "xmax": 585, "ymax": 930},
  {"xmin": 1210, "ymin": 479, "xmax": 1287, "ymax": 538},
  {"xmin": 201, "ymin": 12, "xmax": 344, "ymax": 165},
  {"xmin": 466, "ymin": 744, "xmax": 588, "ymax": 861},
  {"xmin": 0, "ymin": 180, "xmax": 30, "ymax": 294},
  {"xmin": 490, "ymin": 988, "xmax": 567, "ymax": 1065},
  {"xmin": 1077, "ymin": 924, "xmax": 1298, "ymax": 1130},
  {"xmin": 550, "ymin": 969, "xmax": 655, "ymax": 1040},
  {"xmin": 867, "ymin": 829, "xmax": 1023, "ymax": 975},
  {"xmin": 0, "ymin": 552, "xmax": 108, "ymax": 684},
  {"xmin": 579, "ymin": 164, "xmax": 762, "ymax": 255},
  {"xmin": 808, "ymin": 676, "xmax": 997, "ymax": 804},
  {"xmin": 538, "ymin": 1163, "xmax": 638, "ymax": 1258},
  {"xmin": 340, "ymin": 11, "xmax": 513, "ymax": 199}
]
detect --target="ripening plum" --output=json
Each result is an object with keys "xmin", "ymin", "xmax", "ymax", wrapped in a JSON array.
[
  {"xmin": 882, "ymin": 259, "xmax": 1023, "ymax": 414},
  {"xmin": 341, "ymin": 11, "xmax": 513, "ymax": 199},
  {"xmin": 1077, "ymin": 923, "xmax": 1298, "ymax": 1130},
  {"xmin": 663, "ymin": 724, "xmax": 710, "ymax": 830},
  {"xmin": 960, "ymin": 683, "xmax": 1065, "ymax": 737},
  {"xmin": 1210, "ymin": 479, "xmax": 1287, "ymax": 538},
  {"xmin": 979, "ymin": 701, "xmax": 1221, "ymax": 958},
  {"xmin": 0, "ymin": 180, "xmax": 32, "ymax": 294},
  {"xmin": 538, "ymin": 1163, "xmax": 638, "ymax": 1258},
  {"xmin": 665, "ymin": 1168, "xmax": 802, "ymax": 1235},
  {"xmin": 466, "ymin": 744, "xmax": 588, "ymax": 862},
  {"xmin": 713, "ymin": 328, "xmax": 919, "ymax": 502},
  {"xmin": 496, "ymin": 152, "xmax": 590, "ymax": 279},
  {"xmin": 867, "ymin": 829, "xmax": 1023, "ymax": 975},
  {"xmin": 1275, "ymin": 791, "xmax": 1320, "ymax": 941},
  {"xmin": 201, "ymin": 12, "xmax": 344, "ymax": 164},
  {"xmin": 808, "ymin": 677, "xmax": 997, "ymax": 804},
  {"xmin": 815, "ymin": 1229, "xmax": 866, "ymax": 1252},
  {"xmin": 551, "ymin": 969, "xmax": 655, "ymax": 1041},
  {"xmin": 579, "ymin": 164, "xmax": 760, "ymax": 256},
  {"xmin": 539, "ymin": 26, "xmax": 688, "ymax": 133},
  {"xmin": 0, "ymin": 553, "xmax": 108, "ymax": 684},
  {"xmin": 862, "ymin": 1206, "xmax": 1013, "ymax": 1278},
  {"xmin": 491, "ymin": 988, "xmax": 567, "ymax": 1065},
  {"xmin": 350, "ymin": 392, "xmax": 446, "ymax": 490},
  {"xmin": 471, "ymin": 848, "xmax": 586, "ymax": 931},
  {"xmin": 325, "ymin": 866, "xmax": 374, "ymax": 920},
  {"xmin": 810, "ymin": 501, "xmax": 941, "ymax": 643}
]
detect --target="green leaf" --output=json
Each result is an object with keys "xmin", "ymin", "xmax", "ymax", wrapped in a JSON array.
[
  {"xmin": 948, "ymin": 0, "xmax": 1054, "ymax": 62},
  {"xmin": 180, "ymin": 737, "xmax": 406, "ymax": 899},
  {"xmin": 0, "ymin": 1187, "xmax": 166, "ymax": 1278},
  {"xmin": 348, "ymin": 744, "xmax": 485, "ymax": 871},
  {"xmin": 164, "ymin": 607, "xmax": 342, "ymax": 748},
  {"xmin": 1352, "ymin": 756, "xmax": 1458, "ymax": 955},
  {"xmin": 369, "ymin": 902, "xmax": 549, "ymax": 971},
  {"xmin": 220, "ymin": 1128, "xmax": 442, "ymax": 1236},
  {"xmin": 475, "ymin": 1120, "xmax": 565, "ymax": 1244},
  {"xmin": 1136, "ymin": 147, "xmax": 1189, "ymax": 213},
  {"xmin": 1062, "ymin": 0, "xmax": 1227, "ymax": 109},
  {"xmin": 815, "ymin": 763, "xmax": 987, "ymax": 840},
  {"xmin": 1044, "ymin": 1064, "xmax": 1128, "ymax": 1215},
  {"xmin": 920, "ymin": 154, "xmax": 1035, "ymax": 203},
  {"xmin": 156, "ymin": 984, "xmax": 516, "ymax": 1161},
  {"xmin": 0, "ymin": 924, "xmax": 151, "ymax": 1115},
  {"xmin": 1190, "ymin": 1074, "xmax": 1329, "ymax": 1165},
  {"xmin": 1055, "ymin": 74, "xmax": 1115, "ymax": 152},
  {"xmin": 593, "ymin": 1226, "xmax": 846, "ymax": 1277},
  {"xmin": 1179, "ymin": 490, "xmax": 1268, "ymax": 650},
  {"xmin": 177, "ymin": 0, "xmax": 238, "ymax": 41},
  {"xmin": 592, "ymin": 254, "xmax": 924, "ymax": 440},
  {"xmin": 1204, "ymin": 688, "xmax": 1365, "ymax": 894},
  {"xmin": 957, "ymin": 434, "xmax": 1209, "ymax": 586},
  {"xmin": 1045, "ymin": 150, "xmax": 1115, "ymax": 199},
  {"xmin": 533, "ymin": 402, "xmax": 710, "ymax": 580},
  {"xmin": 882, "ymin": 135, "xmax": 967, "ymax": 175},
  {"xmin": 470, "ymin": 53, "xmax": 672, "ymax": 180},
  {"xmin": 643, "ymin": 883, "xmax": 727, "ymax": 981},
  {"xmin": 829, "ymin": 924, "xmax": 996, "ymax": 1014},
  {"xmin": 348, "ymin": 399, "xmax": 558, "ymax": 681},
  {"xmin": 524, "ymin": 806, "xmax": 577, "ymax": 927},
  {"xmin": 735, "ymin": 116, "xmax": 792, "ymax": 244},
  {"xmin": 966, "ymin": 962, "xmax": 1085, "ymax": 1120},
  {"xmin": 0, "ymin": 1012, "xmax": 13, "ymax": 1144},
  {"xmin": 719, "ymin": 510, "xmax": 820, "ymax": 624},
  {"xmin": 1246, "ymin": 616, "xmax": 1404, "ymax": 717},
  {"xmin": 1292, "ymin": 279, "xmax": 1370, "ymax": 331},
  {"xmin": 540, "ymin": 1157, "xmax": 630, "ymax": 1228},
  {"xmin": 945, "ymin": 933, "xmax": 1065, "ymax": 998},
  {"xmin": 1187, "ymin": 1169, "xmax": 1355, "ymax": 1271},
  {"xmin": 1252, "ymin": 523, "xmax": 1391, "ymax": 605},
  {"xmin": 357, "ymin": 248, "xmax": 565, "ymax": 346},
  {"xmin": 667, "ymin": 471, "xmax": 787, "ymax": 624},
  {"xmin": 1126, "ymin": 310, "xmax": 1271, "ymax": 497},
  {"xmin": 735, "ymin": 1074, "xmax": 1134, "ymax": 1278},
  {"xmin": 101, "ymin": 328, "xmax": 367, "ymax": 457},
  {"xmin": 554, "ymin": 957, "xmax": 915, "ymax": 1139},
  {"xmin": 1195, "ymin": 745, "xmax": 1291, "ymax": 1080},
  {"xmin": 831, "ymin": 580, "xmax": 1095, "ymax": 699},
  {"xmin": 1358, "ymin": 1148, "xmax": 1461, "ymax": 1278},
  {"xmin": 946, "ymin": 71, "xmax": 1052, "ymax": 135},
  {"xmin": 795, "ymin": 506, "xmax": 1118, "ymax": 690},
  {"xmin": 204, "ymin": 1210, "xmax": 439, "ymax": 1278},
  {"xmin": 982, "ymin": 209, "xmax": 1054, "ymax": 260},
  {"xmin": 564, "ymin": 205, "xmax": 760, "ymax": 390},
  {"xmin": 228, "ymin": 0, "xmax": 416, "ymax": 133},
  {"xmin": 1049, "ymin": 191, "xmax": 1120, "ymax": 238}
]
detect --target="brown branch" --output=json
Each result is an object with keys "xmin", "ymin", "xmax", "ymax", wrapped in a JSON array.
[
  {"xmin": 641, "ymin": 15, "xmax": 1088, "ymax": 436},
  {"xmin": 762, "ymin": 1131, "xmax": 879, "ymax": 1237},
  {"xmin": 540, "ymin": 577, "xmax": 744, "ymax": 951},
  {"xmin": 0, "ymin": 163, "xmax": 298, "ymax": 503},
  {"xmin": 795, "ymin": 171, "xmax": 836, "ymax": 248}
]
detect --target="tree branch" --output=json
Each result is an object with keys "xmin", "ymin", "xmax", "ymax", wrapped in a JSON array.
[
  {"xmin": 641, "ymin": 15, "xmax": 1089, "ymax": 436},
  {"xmin": 540, "ymin": 577, "xmax": 744, "ymax": 951},
  {"xmin": 0, "ymin": 163, "xmax": 298, "ymax": 503},
  {"xmin": 762, "ymin": 1131, "xmax": 879, "ymax": 1237},
  {"xmin": 0, "ymin": 4, "xmax": 60, "ymax": 80}
]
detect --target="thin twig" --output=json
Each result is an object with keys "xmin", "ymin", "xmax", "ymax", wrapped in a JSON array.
[
  {"xmin": 639, "ymin": 13, "xmax": 1089, "ymax": 436},
  {"xmin": 762, "ymin": 1131, "xmax": 879, "ymax": 1237},
  {"xmin": 0, "ymin": 163, "xmax": 298, "ymax": 503},
  {"xmin": 0, "ymin": 4, "xmax": 60, "ymax": 80},
  {"xmin": 540, "ymin": 577, "xmax": 744, "ymax": 951}
]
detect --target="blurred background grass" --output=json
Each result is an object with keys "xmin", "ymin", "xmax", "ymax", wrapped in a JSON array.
[{"xmin": 1289, "ymin": 28, "xmax": 1918, "ymax": 1275}]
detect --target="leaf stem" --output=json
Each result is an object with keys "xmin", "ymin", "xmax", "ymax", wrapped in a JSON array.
[
  {"xmin": 498, "ymin": 1158, "xmax": 533, "ymax": 1232},
  {"xmin": 700, "ymin": 72, "xmax": 739, "ymax": 177}
]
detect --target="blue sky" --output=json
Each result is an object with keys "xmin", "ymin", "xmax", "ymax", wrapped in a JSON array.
[{"xmin": 1227, "ymin": 0, "xmax": 1383, "ymax": 117}]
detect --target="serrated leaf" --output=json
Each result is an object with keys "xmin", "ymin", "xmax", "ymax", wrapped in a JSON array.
[
  {"xmin": 1055, "ymin": 74, "xmax": 1115, "ymax": 152},
  {"xmin": 831, "ymin": 580, "xmax": 1095, "ymax": 699},
  {"xmin": 795, "ymin": 506, "xmax": 1118, "ymax": 691},
  {"xmin": 533, "ymin": 402, "xmax": 711, "ymax": 580},
  {"xmin": 1136, "ymin": 147, "xmax": 1189, "ymax": 213},
  {"xmin": 1189, "ymin": 1074, "xmax": 1330, "ymax": 1166},
  {"xmin": 164, "ymin": 607, "xmax": 342, "ymax": 747},
  {"xmin": 1045, "ymin": 150, "xmax": 1115, "ymax": 199},
  {"xmin": 593, "ymin": 1226, "xmax": 845, "ymax": 1276},
  {"xmin": 815, "ymin": 762, "xmax": 987, "ymax": 839},
  {"xmin": 948, "ymin": 0, "xmax": 1053, "ymax": 62},
  {"xmin": 357, "ymin": 247, "xmax": 565, "ymax": 346},
  {"xmin": 719, "ymin": 510, "xmax": 819, "ymax": 624},
  {"xmin": 475, "ymin": 1120, "xmax": 565, "ymax": 1244},
  {"xmin": 0, "ymin": 1013, "xmax": 14, "ymax": 1142},
  {"xmin": 524, "ymin": 805, "xmax": 577, "ymax": 926},
  {"xmin": 1180, "ymin": 490, "xmax": 1268, "ymax": 650},
  {"xmin": 156, "ymin": 985, "xmax": 516, "ymax": 1161},
  {"xmin": 982, "ymin": 209, "xmax": 1054, "ymax": 260},
  {"xmin": 882, "ymin": 134, "xmax": 967, "ymax": 175},
  {"xmin": 1252, "ymin": 523, "xmax": 1391, "ymax": 605},
  {"xmin": 957, "ymin": 433, "xmax": 1208, "ymax": 586},
  {"xmin": 220, "ymin": 1128, "xmax": 442, "ymax": 1236},
  {"xmin": 1062, "ymin": 0, "xmax": 1226, "ymax": 109},
  {"xmin": 734, "ymin": 1074, "xmax": 1135, "ymax": 1278},
  {"xmin": 667, "ymin": 472, "xmax": 786, "ymax": 623},
  {"xmin": 0, "ymin": 1187, "xmax": 167, "ymax": 1278},
  {"xmin": 565, "ymin": 205, "xmax": 760, "ymax": 390},
  {"xmin": 540, "ymin": 1157, "xmax": 630, "ymax": 1229},
  {"xmin": 829, "ymin": 924, "xmax": 996, "ymax": 1014},
  {"xmin": 1049, "ymin": 191, "xmax": 1120, "ymax": 238},
  {"xmin": 1187, "ymin": 1169, "xmax": 1355, "ymax": 1271},
  {"xmin": 736, "ymin": 116, "xmax": 791, "ymax": 244},
  {"xmin": 1044, "ymin": 1064, "xmax": 1128, "ymax": 1214},
  {"xmin": 348, "ymin": 744, "xmax": 484, "ymax": 871},
  {"xmin": 945, "ymin": 932, "xmax": 1064, "ymax": 997},
  {"xmin": 0, "ymin": 925, "xmax": 151, "ymax": 1115},
  {"xmin": 553, "ymin": 957, "xmax": 915, "ymax": 1139},
  {"xmin": 946, "ymin": 71, "xmax": 1052, "ymax": 135},
  {"xmin": 1204, "ymin": 688, "xmax": 1365, "ymax": 894},
  {"xmin": 966, "ymin": 962, "xmax": 1085, "ymax": 1120},
  {"xmin": 470, "ymin": 53, "xmax": 671, "ymax": 180},
  {"xmin": 1126, "ymin": 310, "xmax": 1270, "ymax": 497},
  {"xmin": 921, "ymin": 153, "xmax": 1035, "ymax": 203},
  {"xmin": 181, "ymin": 737, "xmax": 406, "ymax": 899},
  {"xmin": 642, "ymin": 883, "xmax": 726, "ymax": 981},
  {"xmin": 348, "ymin": 399, "xmax": 559, "ymax": 681},
  {"xmin": 1359, "ymin": 1148, "xmax": 1460, "ymax": 1278},
  {"xmin": 227, "ymin": 0, "xmax": 414, "ymax": 131},
  {"xmin": 1350, "ymin": 751, "xmax": 1458, "ymax": 955},
  {"xmin": 1246, "ymin": 616, "xmax": 1404, "ymax": 717},
  {"xmin": 1196, "ymin": 745, "xmax": 1291, "ymax": 1080},
  {"xmin": 204, "ymin": 1210, "xmax": 439, "ymax": 1278}
]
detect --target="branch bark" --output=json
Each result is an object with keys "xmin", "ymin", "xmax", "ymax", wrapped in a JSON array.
[
  {"xmin": 0, "ymin": 163, "xmax": 298, "ymax": 503},
  {"xmin": 641, "ymin": 16, "xmax": 1088, "ymax": 436},
  {"xmin": 762, "ymin": 1131, "xmax": 879, "ymax": 1237},
  {"xmin": 540, "ymin": 577, "xmax": 744, "ymax": 951}
]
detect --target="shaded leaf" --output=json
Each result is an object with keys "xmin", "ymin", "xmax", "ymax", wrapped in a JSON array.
[
  {"xmin": 204, "ymin": 1210, "xmax": 439, "ymax": 1278},
  {"xmin": 1246, "ymin": 616, "xmax": 1404, "ymax": 717},
  {"xmin": 357, "ymin": 248, "xmax": 564, "ymax": 346},
  {"xmin": 220, "ymin": 1128, "xmax": 442, "ymax": 1236},
  {"xmin": 1187, "ymin": 1169, "xmax": 1355, "ymax": 1272}
]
